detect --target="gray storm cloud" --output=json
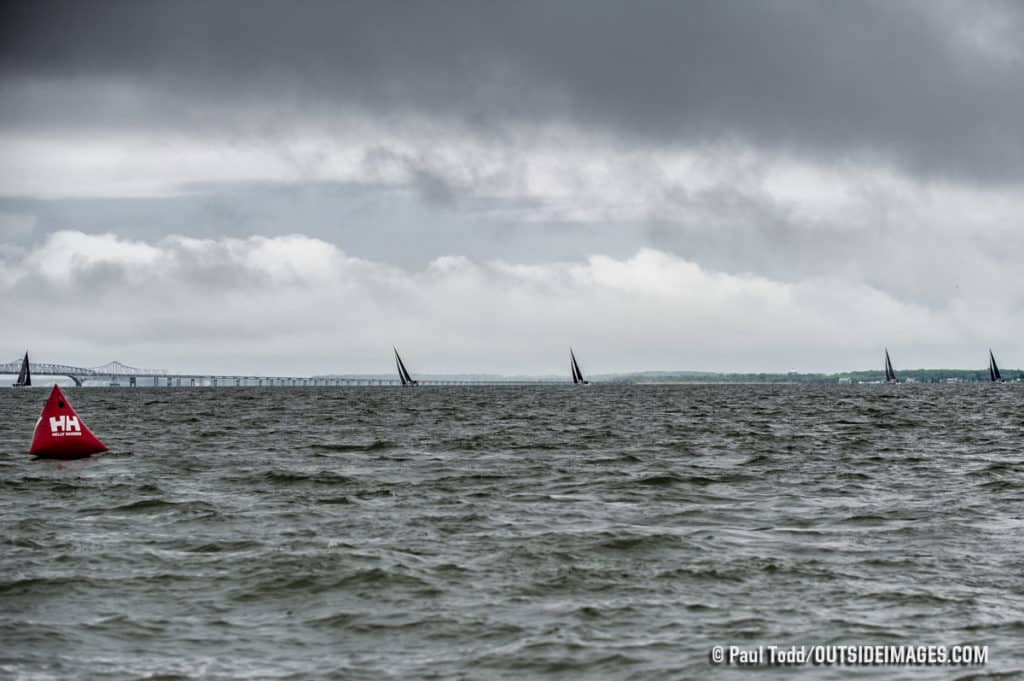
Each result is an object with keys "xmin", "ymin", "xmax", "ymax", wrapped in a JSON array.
[
  {"xmin": 1, "ymin": 1, "xmax": 1023, "ymax": 372},
  {"xmin": 2, "ymin": 0, "xmax": 1024, "ymax": 181}
]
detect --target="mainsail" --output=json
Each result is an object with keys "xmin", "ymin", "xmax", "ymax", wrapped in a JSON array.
[
  {"xmin": 14, "ymin": 352, "xmax": 31, "ymax": 387},
  {"xmin": 394, "ymin": 347, "xmax": 418, "ymax": 386},
  {"xmin": 989, "ymin": 349, "xmax": 1003, "ymax": 383},
  {"xmin": 884, "ymin": 348, "xmax": 897, "ymax": 383},
  {"xmin": 570, "ymin": 348, "xmax": 589, "ymax": 385}
]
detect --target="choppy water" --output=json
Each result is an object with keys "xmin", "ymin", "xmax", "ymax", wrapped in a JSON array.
[{"xmin": 1, "ymin": 384, "xmax": 1023, "ymax": 680}]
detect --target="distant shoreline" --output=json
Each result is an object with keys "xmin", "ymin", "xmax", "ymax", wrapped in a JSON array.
[{"xmin": 606, "ymin": 369, "xmax": 1022, "ymax": 384}]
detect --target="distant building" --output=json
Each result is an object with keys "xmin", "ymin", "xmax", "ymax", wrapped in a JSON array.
[{"xmin": 837, "ymin": 377, "xmax": 851, "ymax": 384}]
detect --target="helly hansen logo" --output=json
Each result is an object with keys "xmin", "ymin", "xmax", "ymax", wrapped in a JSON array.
[{"xmin": 49, "ymin": 415, "xmax": 82, "ymax": 437}]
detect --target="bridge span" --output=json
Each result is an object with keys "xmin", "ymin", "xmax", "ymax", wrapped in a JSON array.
[{"xmin": 0, "ymin": 358, "xmax": 561, "ymax": 387}]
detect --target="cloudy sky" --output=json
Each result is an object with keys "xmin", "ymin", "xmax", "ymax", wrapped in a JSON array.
[{"xmin": 2, "ymin": 0, "xmax": 1022, "ymax": 376}]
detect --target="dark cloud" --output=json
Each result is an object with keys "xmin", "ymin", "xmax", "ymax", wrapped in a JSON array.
[{"xmin": 3, "ymin": 1, "xmax": 1024, "ymax": 181}]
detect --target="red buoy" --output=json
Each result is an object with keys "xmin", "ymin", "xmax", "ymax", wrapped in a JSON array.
[{"xmin": 29, "ymin": 385, "xmax": 108, "ymax": 459}]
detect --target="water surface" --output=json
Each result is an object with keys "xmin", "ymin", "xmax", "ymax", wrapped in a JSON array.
[{"xmin": 1, "ymin": 384, "xmax": 1022, "ymax": 679}]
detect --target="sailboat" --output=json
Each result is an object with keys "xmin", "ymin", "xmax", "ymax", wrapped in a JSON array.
[
  {"xmin": 988, "ymin": 349, "xmax": 1004, "ymax": 383},
  {"xmin": 14, "ymin": 351, "xmax": 31, "ymax": 388},
  {"xmin": 570, "ymin": 348, "xmax": 589, "ymax": 385},
  {"xmin": 394, "ymin": 347, "xmax": 418, "ymax": 386},
  {"xmin": 884, "ymin": 348, "xmax": 897, "ymax": 384}
]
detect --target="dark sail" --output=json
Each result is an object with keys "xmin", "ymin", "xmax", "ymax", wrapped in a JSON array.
[
  {"xmin": 884, "ymin": 348, "xmax": 896, "ymax": 383},
  {"xmin": 990, "ymin": 350, "xmax": 1003, "ymax": 382},
  {"xmin": 394, "ymin": 347, "xmax": 417, "ymax": 386},
  {"xmin": 570, "ymin": 348, "xmax": 588, "ymax": 385},
  {"xmin": 15, "ymin": 352, "xmax": 31, "ymax": 387},
  {"xmin": 395, "ymin": 354, "xmax": 407, "ymax": 386}
]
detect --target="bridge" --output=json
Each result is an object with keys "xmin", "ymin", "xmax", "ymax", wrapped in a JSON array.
[{"xmin": 0, "ymin": 358, "xmax": 563, "ymax": 387}]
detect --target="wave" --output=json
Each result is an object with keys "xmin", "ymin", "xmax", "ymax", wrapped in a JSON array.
[
  {"xmin": 262, "ymin": 470, "xmax": 356, "ymax": 485},
  {"xmin": 100, "ymin": 499, "xmax": 218, "ymax": 515},
  {"xmin": 311, "ymin": 440, "xmax": 395, "ymax": 452}
]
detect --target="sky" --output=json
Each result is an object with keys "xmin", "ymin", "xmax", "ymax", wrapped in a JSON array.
[{"xmin": 1, "ymin": 0, "xmax": 1023, "ymax": 376}]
